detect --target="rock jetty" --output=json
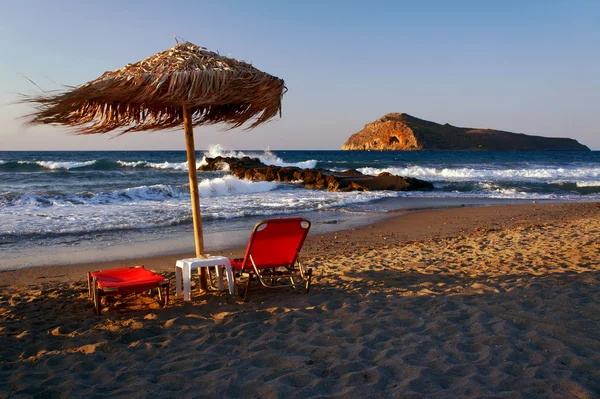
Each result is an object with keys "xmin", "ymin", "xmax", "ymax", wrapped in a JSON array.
[
  {"xmin": 342, "ymin": 113, "xmax": 590, "ymax": 151},
  {"xmin": 199, "ymin": 156, "xmax": 433, "ymax": 192}
]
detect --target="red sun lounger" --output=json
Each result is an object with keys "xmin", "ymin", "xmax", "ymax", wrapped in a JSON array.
[
  {"xmin": 87, "ymin": 266, "xmax": 169, "ymax": 315},
  {"xmin": 230, "ymin": 218, "xmax": 313, "ymax": 301}
]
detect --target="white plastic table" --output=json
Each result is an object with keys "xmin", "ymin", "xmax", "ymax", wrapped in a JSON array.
[{"xmin": 175, "ymin": 256, "xmax": 235, "ymax": 300}]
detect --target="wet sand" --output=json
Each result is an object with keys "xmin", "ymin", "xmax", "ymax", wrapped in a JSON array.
[{"xmin": 1, "ymin": 202, "xmax": 599, "ymax": 397}]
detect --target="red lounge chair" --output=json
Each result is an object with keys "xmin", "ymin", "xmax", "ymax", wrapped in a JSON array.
[
  {"xmin": 87, "ymin": 266, "xmax": 169, "ymax": 315},
  {"xmin": 230, "ymin": 218, "xmax": 313, "ymax": 301}
]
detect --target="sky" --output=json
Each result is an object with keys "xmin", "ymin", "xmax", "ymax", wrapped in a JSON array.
[{"xmin": 0, "ymin": 0, "xmax": 598, "ymax": 151}]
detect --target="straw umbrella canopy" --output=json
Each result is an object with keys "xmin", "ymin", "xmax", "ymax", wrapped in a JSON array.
[{"xmin": 24, "ymin": 41, "xmax": 286, "ymax": 289}]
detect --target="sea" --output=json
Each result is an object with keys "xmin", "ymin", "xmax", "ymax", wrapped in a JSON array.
[{"xmin": 1, "ymin": 146, "xmax": 599, "ymax": 270}]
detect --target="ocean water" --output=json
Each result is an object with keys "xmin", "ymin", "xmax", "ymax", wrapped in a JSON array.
[{"xmin": 1, "ymin": 146, "xmax": 599, "ymax": 269}]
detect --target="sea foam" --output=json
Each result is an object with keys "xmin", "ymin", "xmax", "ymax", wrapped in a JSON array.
[
  {"xmin": 0, "ymin": 147, "xmax": 318, "ymax": 172},
  {"xmin": 199, "ymin": 175, "xmax": 280, "ymax": 197},
  {"xmin": 358, "ymin": 165, "xmax": 600, "ymax": 182},
  {"xmin": 1, "ymin": 176, "xmax": 282, "ymax": 208},
  {"xmin": 200, "ymin": 144, "xmax": 318, "ymax": 169},
  {"xmin": 117, "ymin": 160, "xmax": 193, "ymax": 170},
  {"xmin": 9, "ymin": 160, "xmax": 98, "ymax": 170}
]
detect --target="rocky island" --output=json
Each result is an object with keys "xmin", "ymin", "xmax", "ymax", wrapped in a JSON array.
[
  {"xmin": 342, "ymin": 113, "xmax": 590, "ymax": 151},
  {"xmin": 199, "ymin": 156, "xmax": 433, "ymax": 192}
]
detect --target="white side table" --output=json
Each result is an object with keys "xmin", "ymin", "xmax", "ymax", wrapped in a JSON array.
[{"xmin": 175, "ymin": 256, "xmax": 235, "ymax": 301}]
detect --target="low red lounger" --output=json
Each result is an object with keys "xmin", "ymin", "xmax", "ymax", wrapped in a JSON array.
[
  {"xmin": 87, "ymin": 266, "xmax": 169, "ymax": 315},
  {"xmin": 230, "ymin": 218, "xmax": 312, "ymax": 301}
]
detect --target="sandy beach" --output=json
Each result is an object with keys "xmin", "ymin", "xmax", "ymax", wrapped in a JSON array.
[{"xmin": 1, "ymin": 202, "xmax": 599, "ymax": 397}]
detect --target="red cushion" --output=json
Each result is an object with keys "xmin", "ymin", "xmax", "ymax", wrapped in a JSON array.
[
  {"xmin": 91, "ymin": 267, "xmax": 166, "ymax": 294},
  {"xmin": 230, "ymin": 258, "xmax": 244, "ymax": 271}
]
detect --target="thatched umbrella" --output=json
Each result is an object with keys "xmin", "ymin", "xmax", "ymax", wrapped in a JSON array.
[{"xmin": 24, "ymin": 41, "xmax": 286, "ymax": 289}]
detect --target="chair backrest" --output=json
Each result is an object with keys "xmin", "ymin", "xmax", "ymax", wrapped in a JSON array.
[{"xmin": 240, "ymin": 218, "xmax": 311, "ymax": 270}]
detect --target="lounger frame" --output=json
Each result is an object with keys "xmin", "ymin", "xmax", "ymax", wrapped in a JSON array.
[
  {"xmin": 87, "ymin": 266, "xmax": 169, "ymax": 315},
  {"xmin": 236, "ymin": 218, "xmax": 313, "ymax": 301}
]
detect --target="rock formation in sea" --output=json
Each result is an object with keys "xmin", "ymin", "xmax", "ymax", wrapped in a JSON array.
[
  {"xmin": 342, "ymin": 113, "xmax": 590, "ymax": 151},
  {"xmin": 199, "ymin": 156, "xmax": 434, "ymax": 192}
]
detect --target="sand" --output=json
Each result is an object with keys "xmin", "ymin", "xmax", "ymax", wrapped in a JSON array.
[{"xmin": 1, "ymin": 202, "xmax": 599, "ymax": 397}]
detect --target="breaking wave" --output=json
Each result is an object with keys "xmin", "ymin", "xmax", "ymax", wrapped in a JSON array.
[
  {"xmin": 1, "ymin": 176, "xmax": 281, "ymax": 207},
  {"xmin": 200, "ymin": 144, "xmax": 318, "ymax": 169},
  {"xmin": 358, "ymin": 165, "xmax": 600, "ymax": 182},
  {"xmin": 0, "ymin": 147, "xmax": 317, "ymax": 172}
]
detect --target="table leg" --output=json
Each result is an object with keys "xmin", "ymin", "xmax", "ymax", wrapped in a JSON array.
[
  {"xmin": 175, "ymin": 266, "xmax": 182, "ymax": 297},
  {"xmin": 215, "ymin": 266, "xmax": 225, "ymax": 291},
  {"xmin": 225, "ymin": 264, "xmax": 235, "ymax": 295},
  {"xmin": 183, "ymin": 263, "xmax": 191, "ymax": 301}
]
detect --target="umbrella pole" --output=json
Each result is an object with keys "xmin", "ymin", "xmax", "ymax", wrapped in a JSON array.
[{"xmin": 183, "ymin": 104, "xmax": 208, "ymax": 291}]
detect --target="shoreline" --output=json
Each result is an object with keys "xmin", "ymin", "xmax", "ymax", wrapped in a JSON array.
[
  {"xmin": 1, "ymin": 201, "xmax": 597, "ymax": 286},
  {"xmin": 0, "ymin": 196, "xmax": 541, "ymax": 271}
]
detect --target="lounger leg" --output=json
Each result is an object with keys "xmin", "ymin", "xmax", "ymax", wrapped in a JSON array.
[
  {"xmin": 87, "ymin": 272, "xmax": 92, "ymax": 300},
  {"xmin": 157, "ymin": 282, "xmax": 169, "ymax": 307},
  {"xmin": 305, "ymin": 269, "xmax": 313, "ymax": 294},
  {"xmin": 93, "ymin": 280, "xmax": 102, "ymax": 316},
  {"xmin": 243, "ymin": 274, "xmax": 252, "ymax": 302},
  {"xmin": 157, "ymin": 285, "xmax": 164, "ymax": 305}
]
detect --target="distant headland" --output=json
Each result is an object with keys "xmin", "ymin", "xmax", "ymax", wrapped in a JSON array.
[{"xmin": 342, "ymin": 113, "xmax": 590, "ymax": 151}]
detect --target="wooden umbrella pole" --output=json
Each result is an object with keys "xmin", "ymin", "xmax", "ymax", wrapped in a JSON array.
[{"xmin": 182, "ymin": 103, "xmax": 208, "ymax": 290}]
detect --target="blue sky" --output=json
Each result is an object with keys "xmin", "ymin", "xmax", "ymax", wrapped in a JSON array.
[{"xmin": 1, "ymin": 0, "xmax": 598, "ymax": 150}]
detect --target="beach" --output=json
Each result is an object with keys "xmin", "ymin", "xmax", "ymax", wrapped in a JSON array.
[{"xmin": 1, "ymin": 201, "xmax": 599, "ymax": 397}]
